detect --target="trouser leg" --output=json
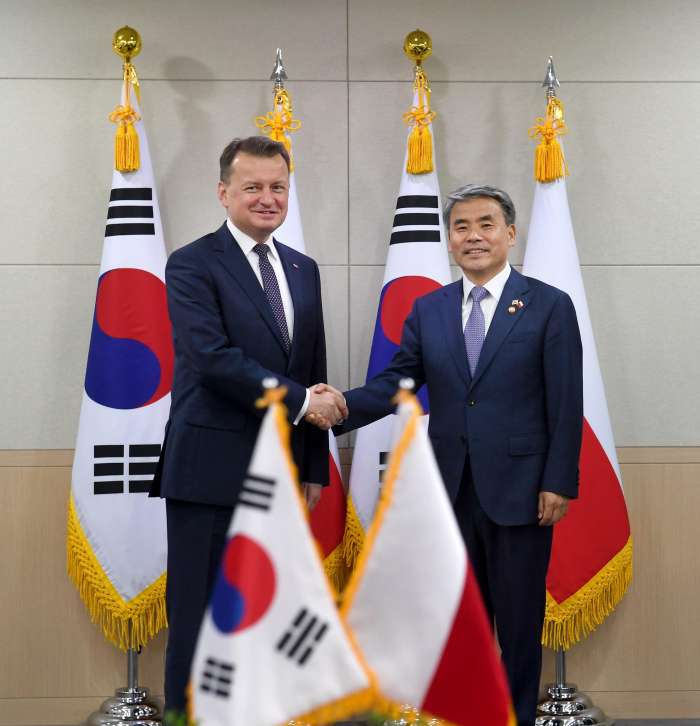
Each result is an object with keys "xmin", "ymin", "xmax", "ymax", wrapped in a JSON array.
[{"xmin": 164, "ymin": 498, "xmax": 233, "ymax": 714}]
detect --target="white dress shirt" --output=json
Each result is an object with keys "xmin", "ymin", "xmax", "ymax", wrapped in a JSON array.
[
  {"xmin": 461, "ymin": 262, "xmax": 512, "ymax": 334},
  {"xmin": 226, "ymin": 219, "xmax": 310, "ymax": 424}
]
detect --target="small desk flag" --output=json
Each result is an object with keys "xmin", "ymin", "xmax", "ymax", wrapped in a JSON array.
[
  {"xmin": 190, "ymin": 390, "xmax": 372, "ymax": 726},
  {"xmin": 343, "ymin": 392, "xmax": 514, "ymax": 726}
]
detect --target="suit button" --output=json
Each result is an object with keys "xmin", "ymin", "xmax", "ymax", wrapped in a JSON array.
[
  {"xmin": 467, "ymin": 398, "xmax": 475, "ymax": 406},
  {"xmin": 460, "ymin": 435, "xmax": 466, "ymax": 444}
]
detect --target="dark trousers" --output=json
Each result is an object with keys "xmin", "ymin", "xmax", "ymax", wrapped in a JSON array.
[
  {"xmin": 164, "ymin": 498, "xmax": 234, "ymax": 714},
  {"xmin": 454, "ymin": 458, "xmax": 553, "ymax": 726}
]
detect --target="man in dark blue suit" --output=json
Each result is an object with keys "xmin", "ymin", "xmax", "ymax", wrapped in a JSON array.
[
  {"xmin": 312, "ymin": 185, "xmax": 583, "ymax": 726},
  {"xmin": 150, "ymin": 136, "xmax": 347, "ymax": 713}
]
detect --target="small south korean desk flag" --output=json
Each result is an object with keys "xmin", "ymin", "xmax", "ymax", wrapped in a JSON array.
[
  {"xmin": 190, "ymin": 383, "xmax": 372, "ymax": 726},
  {"xmin": 343, "ymin": 385, "xmax": 514, "ymax": 726}
]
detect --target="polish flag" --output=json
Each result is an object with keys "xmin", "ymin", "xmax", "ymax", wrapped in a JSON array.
[
  {"xmin": 522, "ymin": 134, "xmax": 632, "ymax": 648},
  {"xmin": 342, "ymin": 393, "xmax": 514, "ymax": 726}
]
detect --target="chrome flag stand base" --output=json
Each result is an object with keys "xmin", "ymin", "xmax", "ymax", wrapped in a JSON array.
[
  {"xmin": 536, "ymin": 648, "xmax": 613, "ymax": 726},
  {"xmin": 84, "ymin": 632, "xmax": 163, "ymax": 726}
]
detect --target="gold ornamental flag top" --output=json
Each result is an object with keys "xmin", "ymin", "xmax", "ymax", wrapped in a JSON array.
[
  {"xmin": 109, "ymin": 26, "xmax": 141, "ymax": 172},
  {"xmin": 402, "ymin": 29, "xmax": 435, "ymax": 174}
]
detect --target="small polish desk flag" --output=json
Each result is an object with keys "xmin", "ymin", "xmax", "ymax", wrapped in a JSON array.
[{"xmin": 343, "ymin": 388, "xmax": 514, "ymax": 726}]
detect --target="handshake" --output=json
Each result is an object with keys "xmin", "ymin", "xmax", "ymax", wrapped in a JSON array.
[{"xmin": 305, "ymin": 383, "xmax": 348, "ymax": 430}]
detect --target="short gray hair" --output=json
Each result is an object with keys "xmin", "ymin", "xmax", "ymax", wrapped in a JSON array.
[{"xmin": 443, "ymin": 184, "xmax": 516, "ymax": 228}]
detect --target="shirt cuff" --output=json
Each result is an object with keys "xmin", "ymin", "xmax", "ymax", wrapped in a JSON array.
[{"xmin": 293, "ymin": 388, "xmax": 311, "ymax": 425}]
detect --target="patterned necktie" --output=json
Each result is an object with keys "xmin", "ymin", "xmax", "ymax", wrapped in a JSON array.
[
  {"xmin": 253, "ymin": 243, "xmax": 291, "ymax": 352},
  {"xmin": 464, "ymin": 286, "xmax": 488, "ymax": 376}
]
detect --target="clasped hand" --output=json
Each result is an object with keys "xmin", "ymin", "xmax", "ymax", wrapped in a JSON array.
[{"xmin": 305, "ymin": 383, "xmax": 348, "ymax": 430}]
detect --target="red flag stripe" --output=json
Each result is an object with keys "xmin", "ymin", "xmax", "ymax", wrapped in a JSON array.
[{"xmin": 310, "ymin": 453, "xmax": 347, "ymax": 558}]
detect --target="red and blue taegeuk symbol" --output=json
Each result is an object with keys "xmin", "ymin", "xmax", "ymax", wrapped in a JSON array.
[
  {"xmin": 211, "ymin": 534, "xmax": 277, "ymax": 634},
  {"xmin": 366, "ymin": 275, "xmax": 441, "ymax": 412},
  {"xmin": 85, "ymin": 268, "xmax": 174, "ymax": 409}
]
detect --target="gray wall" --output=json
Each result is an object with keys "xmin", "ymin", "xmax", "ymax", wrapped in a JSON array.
[{"xmin": 2, "ymin": 0, "xmax": 699, "ymax": 449}]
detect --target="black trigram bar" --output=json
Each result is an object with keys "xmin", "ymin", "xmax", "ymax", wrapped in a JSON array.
[
  {"xmin": 390, "ymin": 229, "xmax": 442, "ymax": 245},
  {"xmin": 94, "ymin": 462, "xmax": 123, "ymax": 477},
  {"xmin": 130, "ymin": 444, "xmax": 162, "ymax": 457},
  {"xmin": 94, "ymin": 481, "xmax": 124, "ymax": 495},
  {"xmin": 379, "ymin": 451, "xmax": 389, "ymax": 483},
  {"xmin": 110, "ymin": 188, "xmax": 153, "ymax": 202},
  {"xmin": 239, "ymin": 473, "xmax": 276, "ymax": 511},
  {"xmin": 396, "ymin": 194, "xmax": 439, "ymax": 209},
  {"xmin": 200, "ymin": 657, "xmax": 234, "ymax": 699},
  {"xmin": 392, "ymin": 212, "xmax": 440, "ymax": 227},
  {"xmin": 94, "ymin": 445, "xmax": 124, "ymax": 458},
  {"xmin": 276, "ymin": 607, "xmax": 329, "ymax": 666},
  {"xmin": 107, "ymin": 205, "xmax": 155, "ymax": 219},
  {"xmin": 105, "ymin": 223, "xmax": 156, "ymax": 237},
  {"xmin": 129, "ymin": 481, "xmax": 152, "ymax": 493},
  {"xmin": 129, "ymin": 461, "xmax": 158, "ymax": 475}
]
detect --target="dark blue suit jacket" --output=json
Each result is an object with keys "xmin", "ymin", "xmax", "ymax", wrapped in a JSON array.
[
  {"xmin": 150, "ymin": 222, "xmax": 329, "ymax": 507},
  {"xmin": 338, "ymin": 267, "xmax": 583, "ymax": 526}
]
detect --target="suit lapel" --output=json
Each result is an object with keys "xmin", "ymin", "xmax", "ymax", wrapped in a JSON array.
[
  {"xmin": 438, "ymin": 280, "xmax": 471, "ymax": 388},
  {"xmin": 468, "ymin": 268, "xmax": 530, "ymax": 391},
  {"xmin": 276, "ymin": 240, "xmax": 304, "ymax": 370},
  {"xmin": 214, "ymin": 223, "xmax": 290, "ymax": 358}
]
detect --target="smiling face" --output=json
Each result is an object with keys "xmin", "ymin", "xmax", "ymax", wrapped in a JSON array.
[
  {"xmin": 217, "ymin": 151, "xmax": 289, "ymax": 242},
  {"xmin": 447, "ymin": 197, "xmax": 516, "ymax": 285}
]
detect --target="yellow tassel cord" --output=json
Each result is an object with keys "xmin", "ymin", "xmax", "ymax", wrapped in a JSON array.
[
  {"xmin": 255, "ymin": 90, "xmax": 301, "ymax": 172},
  {"xmin": 543, "ymin": 535, "xmax": 633, "ymax": 650},
  {"xmin": 528, "ymin": 98, "xmax": 568, "ymax": 183},
  {"xmin": 66, "ymin": 494, "xmax": 167, "ymax": 650},
  {"xmin": 109, "ymin": 64, "xmax": 141, "ymax": 172},
  {"xmin": 403, "ymin": 69, "xmax": 435, "ymax": 174},
  {"xmin": 342, "ymin": 491, "xmax": 367, "ymax": 571}
]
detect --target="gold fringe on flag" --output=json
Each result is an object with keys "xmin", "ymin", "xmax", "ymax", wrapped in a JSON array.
[
  {"xmin": 255, "ymin": 90, "xmax": 301, "ymax": 172},
  {"xmin": 66, "ymin": 493, "xmax": 167, "ymax": 650},
  {"xmin": 322, "ymin": 541, "xmax": 351, "ymax": 594},
  {"xmin": 109, "ymin": 64, "xmax": 141, "ymax": 173},
  {"xmin": 528, "ymin": 98, "xmax": 568, "ymax": 183},
  {"xmin": 403, "ymin": 69, "xmax": 435, "ymax": 174},
  {"xmin": 543, "ymin": 535, "xmax": 633, "ymax": 650},
  {"xmin": 343, "ymin": 492, "xmax": 366, "ymax": 571}
]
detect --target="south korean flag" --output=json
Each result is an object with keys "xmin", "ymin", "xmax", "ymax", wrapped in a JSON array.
[{"xmin": 190, "ymin": 389, "xmax": 371, "ymax": 726}]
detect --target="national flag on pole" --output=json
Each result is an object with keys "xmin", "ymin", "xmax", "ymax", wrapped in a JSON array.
[
  {"xmin": 523, "ymin": 92, "xmax": 632, "ymax": 648},
  {"xmin": 344, "ymin": 74, "xmax": 452, "ymax": 569},
  {"xmin": 190, "ymin": 388, "xmax": 372, "ymax": 726},
  {"xmin": 255, "ymin": 60, "xmax": 348, "ymax": 591},
  {"xmin": 67, "ymin": 67, "xmax": 171, "ymax": 649},
  {"xmin": 342, "ymin": 390, "xmax": 514, "ymax": 726}
]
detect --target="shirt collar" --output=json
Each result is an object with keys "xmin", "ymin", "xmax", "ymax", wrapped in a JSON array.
[
  {"xmin": 462, "ymin": 262, "xmax": 512, "ymax": 303},
  {"xmin": 226, "ymin": 219, "xmax": 278, "ymax": 261}
]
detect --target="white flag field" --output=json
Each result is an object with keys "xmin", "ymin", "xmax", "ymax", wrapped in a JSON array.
[
  {"xmin": 67, "ymin": 79, "xmax": 170, "ymax": 648},
  {"xmin": 345, "ymin": 86, "xmax": 452, "ymax": 566},
  {"xmin": 190, "ymin": 394, "xmax": 372, "ymax": 726}
]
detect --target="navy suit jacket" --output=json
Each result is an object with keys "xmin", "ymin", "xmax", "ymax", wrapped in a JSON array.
[
  {"xmin": 150, "ymin": 222, "xmax": 329, "ymax": 507},
  {"xmin": 338, "ymin": 267, "xmax": 583, "ymax": 526}
]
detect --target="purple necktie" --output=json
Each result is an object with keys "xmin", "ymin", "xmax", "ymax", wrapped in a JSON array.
[
  {"xmin": 464, "ymin": 286, "xmax": 488, "ymax": 376},
  {"xmin": 253, "ymin": 243, "xmax": 291, "ymax": 352}
]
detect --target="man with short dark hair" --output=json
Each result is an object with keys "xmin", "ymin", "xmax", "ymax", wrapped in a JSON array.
[
  {"xmin": 150, "ymin": 136, "xmax": 347, "ymax": 713},
  {"xmin": 313, "ymin": 184, "xmax": 583, "ymax": 726}
]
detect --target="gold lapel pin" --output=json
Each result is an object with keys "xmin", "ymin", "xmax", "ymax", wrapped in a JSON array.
[{"xmin": 508, "ymin": 306, "xmax": 516, "ymax": 313}]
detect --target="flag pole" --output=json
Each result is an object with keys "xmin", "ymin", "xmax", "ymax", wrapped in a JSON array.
[
  {"xmin": 532, "ymin": 61, "xmax": 614, "ymax": 726},
  {"xmin": 84, "ymin": 623, "xmax": 164, "ymax": 725}
]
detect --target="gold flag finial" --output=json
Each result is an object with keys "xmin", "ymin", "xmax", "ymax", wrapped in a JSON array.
[
  {"xmin": 402, "ymin": 30, "xmax": 435, "ymax": 174},
  {"xmin": 109, "ymin": 26, "xmax": 141, "ymax": 172}
]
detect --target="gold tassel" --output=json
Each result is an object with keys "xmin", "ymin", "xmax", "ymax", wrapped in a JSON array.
[
  {"xmin": 67, "ymin": 494, "xmax": 167, "ymax": 650},
  {"xmin": 528, "ymin": 98, "xmax": 568, "ymax": 183},
  {"xmin": 343, "ymin": 493, "xmax": 366, "ymax": 570},
  {"xmin": 109, "ymin": 65, "xmax": 141, "ymax": 173},
  {"xmin": 255, "ymin": 90, "xmax": 301, "ymax": 173},
  {"xmin": 542, "ymin": 536, "xmax": 633, "ymax": 649},
  {"xmin": 403, "ymin": 69, "xmax": 435, "ymax": 174}
]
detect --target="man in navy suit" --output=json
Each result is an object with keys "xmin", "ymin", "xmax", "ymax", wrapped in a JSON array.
[
  {"xmin": 150, "ymin": 136, "xmax": 347, "ymax": 713},
  {"xmin": 312, "ymin": 185, "xmax": 583, "ymax": 726}
]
